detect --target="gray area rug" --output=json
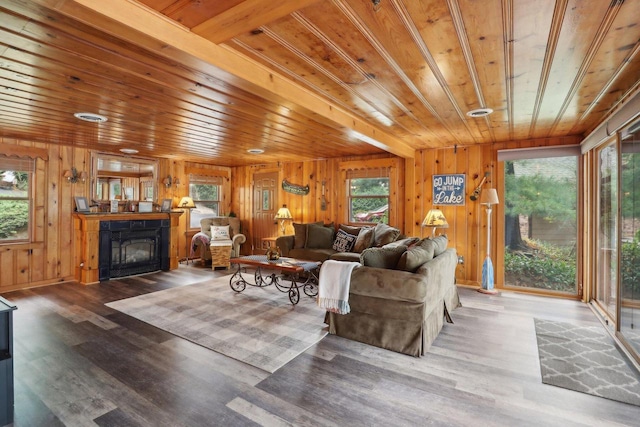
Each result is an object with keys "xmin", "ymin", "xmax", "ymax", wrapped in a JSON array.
[
  {"xmin": 106, "ymin": 276, "xmax": 327, "ymax": 373},
  {"xmin": 534, "ymin": 318, "xmax": 640, "ymax": 406}
]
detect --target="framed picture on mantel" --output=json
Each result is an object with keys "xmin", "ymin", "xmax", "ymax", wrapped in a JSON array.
[
  {"xmin": 161, "ymin": 199, "xmax": 172, "ymax": 212},
  {"xmin": 74, "ymin": 196, "xmax": 90, "ymax": 212}
]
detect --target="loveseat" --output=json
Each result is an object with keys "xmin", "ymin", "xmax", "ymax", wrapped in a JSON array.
[
  {"xmin": 327, "ymin": 236, "xmax": 460, "ymax": 356},
  {"xmin": 191, "ymin": 216, "xmax": 246, "ymax": 262}
]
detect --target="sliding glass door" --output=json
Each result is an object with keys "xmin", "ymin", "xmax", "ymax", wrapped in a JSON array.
[
  {"xmin": 502, "ymin": 153, "xmax": 579, "ymax": 295},
  {"xmin": 595, "ymin": 141, "xmax": 618, "ymax": 322},
  {"xmin": 619, "ymin": 125, "xmax": 640, "ymax": 354}
]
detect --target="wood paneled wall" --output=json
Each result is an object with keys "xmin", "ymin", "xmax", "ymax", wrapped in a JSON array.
[
  {"xmin": 0, "ymin": 138, "xmax": 90, "ymax": 292},
  {"xmin": 1, "ymin": 135, "xmax": 580, "ymax": 292},
  {"xmin": 232, "ymin": 136, "xmax": 580, "ymax": 285},
  {"xmin": 231, "ymin": 154, "xmax": 404, "ymax": 253}
]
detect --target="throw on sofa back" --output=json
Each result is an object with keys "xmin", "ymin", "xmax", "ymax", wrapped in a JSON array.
[{"xmin": 200, "ymin": 217, "xmax": 241, "ymax": 238}]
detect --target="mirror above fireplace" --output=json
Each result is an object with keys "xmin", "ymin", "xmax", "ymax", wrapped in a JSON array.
[{"xmin": 90, "ymin": 152, "xmax": 158, "ymax": 204}]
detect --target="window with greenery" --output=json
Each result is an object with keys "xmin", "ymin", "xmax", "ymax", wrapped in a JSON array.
[
  {"xmin": 189, "ymin": 176, "xmax": 222, "ymax": 229},
  {"xmin": 348, "ymin": 172, "xmax": 389, "ymax": 224},
  {"xmin": 0, "ymin": 158, "xmax": 32, "ymax": 242}
]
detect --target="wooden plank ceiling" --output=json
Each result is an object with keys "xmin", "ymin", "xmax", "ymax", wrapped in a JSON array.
[{"xmin": 1, "ymin": 0, "xmax": 639, "ymax": 166}]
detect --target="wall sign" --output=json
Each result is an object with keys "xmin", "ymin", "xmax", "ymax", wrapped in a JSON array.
[
  {"xmin": 282, "ymin": 179, "xmax": 309, "ymax": 195},
  {"xmin": 433, "ymin": 174, "xmax": 465, "ymax": 206}
]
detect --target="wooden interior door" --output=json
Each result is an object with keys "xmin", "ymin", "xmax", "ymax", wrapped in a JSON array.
[{"xmin": 252, "ymin": 171, "xmax": 279, "ymax": 254}]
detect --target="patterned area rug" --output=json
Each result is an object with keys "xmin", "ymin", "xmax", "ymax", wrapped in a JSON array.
[
  {"xmin": 106, "ymin": 276, "xmax": 327, "ymax": 373},
  {"xmin": 534, "ymin": 318, "xmax": 640, "ymax": 406}
]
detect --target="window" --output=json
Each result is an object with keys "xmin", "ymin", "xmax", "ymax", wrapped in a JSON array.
[
  {"xmin": 189, "ymin": 176, "xmax": 222, "ymax": 229},
  {"xmin": 0, "ymin": 157, "xmax": 32, "ymax": 243},
  {"xmin": 348, "ymin": 170, "xmax": 389, "ymax": 224}
]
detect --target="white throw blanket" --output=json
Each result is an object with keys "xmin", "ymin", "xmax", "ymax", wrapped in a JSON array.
[{"xmin": 317, "ymin": 260, "xmax": 361, "ymax": 315}]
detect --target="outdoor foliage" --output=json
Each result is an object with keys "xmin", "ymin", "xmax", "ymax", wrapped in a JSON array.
[
  {"xmin": 0, "ymin": 200, "xmax": 29, "ymax": 239},
  {"xmin": 622, "ymin": 152, "xmax": 640, "ymax": 219},
  {"xmin": 504, "ymin": 160, "xmax": 576, "ymax": 221},
  {"xmin": 505, "ymin": 239, "xmax": 576, "ymax": 293},
  {"xmin": 621, "ymin": 232, "xmax": 640, "ymax": 299}
]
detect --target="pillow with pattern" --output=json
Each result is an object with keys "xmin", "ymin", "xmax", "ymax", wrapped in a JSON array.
[
  {"xmin": 332, "ymin": 229, "xmax": 357, "ymax": 252},
  {"xmin": 211, "ymin": 225, "xmax": 231, "ymax": 241}
]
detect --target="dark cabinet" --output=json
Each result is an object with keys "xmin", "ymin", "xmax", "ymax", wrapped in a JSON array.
[{"xmin": 0, "ymin": 297, "xmax": 16, "ymax": 426}]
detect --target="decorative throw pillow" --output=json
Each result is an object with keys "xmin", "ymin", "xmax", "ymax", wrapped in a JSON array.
[
  {"xmin": 353, "ymin": 227, "xmax": 374, "ymax": 253},
  {"xmin": 373, "ymin": 223, "xmax": 401, "ymax": 247},
  {"xmin": 332, "ymin": 229, "xmax": 357, "ymax": 252},
  {"xmin": 360, "ymin": 245, "xmax": 408, "ymax": 269},
  {"xmin": 305, "ymin": 223, "xmax": 335, "ymax": 249},
  {"xmin": 396, "ymin": 245, "xmax": 435, "ymax": 272},
  {"xmin": 384, "ymin": 237, "xmax": 419, "ymax": 248},
  {"xmin": 431, "ymin": 234, "xmax": 448, "ymax": 256},
  {"xmin": 211, "ymin": 225, "xmax": 230, "ymax": 241},
  {"xmin": 292, "ymin": 221, "xmax": 322, "ymax": 248},
  {"xmin": 292, "ymin": 223, "xmax": 308, "ymax": 249},
  {"xmin": 339, "ymin": 224, "xmax": 362, "ymax": 237}
]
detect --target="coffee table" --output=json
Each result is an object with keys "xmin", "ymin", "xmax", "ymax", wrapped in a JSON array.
[{"xmin": 229, "ymin": 255, "xmax": 321, "ymax": 305}]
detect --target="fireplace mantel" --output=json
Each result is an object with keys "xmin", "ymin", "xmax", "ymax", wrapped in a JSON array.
[{"xmin": 73, "ymin": 212, "xmax": 183, "ymax": 285}]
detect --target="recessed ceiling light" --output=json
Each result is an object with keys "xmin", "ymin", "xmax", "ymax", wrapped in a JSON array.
[
  {"xmin": 247, "ymin": 148, "xmax": 264, "ymax": 154},
  {"xmin": 119, "ymin": 148, "xmax": 138, "ymax": 154},
  {"xmin": 74, "ymin": 112, "xmax": 108, "ymax": 123},
  {"xmin": 466, "ymin": 108, "xmax": 493, "ymax": 118}
]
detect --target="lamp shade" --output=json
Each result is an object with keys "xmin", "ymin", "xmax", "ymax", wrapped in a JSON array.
[
  {"xmin": 480, "ymin": 188, "xmax": 499, "ymax": 205},
  {"xmin": 178, "ymin": 196, "xmax": 195, "ymax": 209},
  {"xmin": 274, "ymin": 205, "xmax": 292, "ymax": 219},
  {"xmin": 422, "ymin": 208, "xmax": 449, "ymax": 228}
]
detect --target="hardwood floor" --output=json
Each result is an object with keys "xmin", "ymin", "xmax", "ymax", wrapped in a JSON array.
[{"xmin": 3, "ymin": 264, "xmax": 640, "ymax": 426}]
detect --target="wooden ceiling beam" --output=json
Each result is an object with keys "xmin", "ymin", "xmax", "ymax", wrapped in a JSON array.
[
  {"xmin": 192, "ymin": 0, "xmax": 321, "ymax": 44},
  {"xmin": 31, "ymin": 0, "xmax": 415, "ymax": 159}
]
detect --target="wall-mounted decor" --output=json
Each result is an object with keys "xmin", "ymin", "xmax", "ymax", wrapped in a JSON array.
[
  {"xmin": 433, "ymin": 174, "xmax": 465, "ymax": 206},
  {"xmin": 470, "ymin": 172, "xmax": 490, "ymax": 201},
  {"xmin": 282, "ymin": 179, "xmax": 309, "ymax": 195}
]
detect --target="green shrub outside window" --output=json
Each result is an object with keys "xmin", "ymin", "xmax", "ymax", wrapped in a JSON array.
[{"xmin": 0, "ymin": 170, "xmax": 30, "ymax": 242}]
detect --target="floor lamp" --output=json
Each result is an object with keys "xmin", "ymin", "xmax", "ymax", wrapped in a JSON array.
[{"xmin": 479, "ymin": 188, "xmax": 499, "ymax": 294}]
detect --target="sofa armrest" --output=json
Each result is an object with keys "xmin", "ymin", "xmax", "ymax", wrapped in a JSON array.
[
  {"xmin": 276, "ymin": 235, "xmax": 295, "ymax": 256},
  {"xmin": 231, "ymin": 233, "xmax": 246, "ymax": 257}
]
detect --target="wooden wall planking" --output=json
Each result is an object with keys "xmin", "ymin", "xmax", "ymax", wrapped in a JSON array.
[{"xmin": 0, "ymin": 135, "xmax": 581, "ymax": 291}]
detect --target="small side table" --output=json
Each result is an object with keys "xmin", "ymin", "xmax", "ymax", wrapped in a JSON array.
[
  {"xmin": 210, "ymin": 240, "xmax": 232, "ymax": 270},
  {"xmin": 261, "ymin": 236, "xmax": 278, "ymax": 250}
]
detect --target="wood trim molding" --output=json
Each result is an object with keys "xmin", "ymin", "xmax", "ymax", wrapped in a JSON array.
[{"xmin": 0, "ymin": 146, "xmax": 49, "ymax": 160}]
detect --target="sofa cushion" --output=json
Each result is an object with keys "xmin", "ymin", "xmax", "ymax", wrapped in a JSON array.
[
  {"xmin": 353, "ymin": 227, "xmax": 374, "ymax": 253},
  {"xmin": 288, "ymin": 248, "xmax": 336, "ymax": 262},
  {"xmin": 360, "ymin": 245, "xmax": 407, "ymax": 269},
  {"xmin": 332, "ymin": 229, "xmax": 357, "ymax": 252},
  {"xmin": 211, "ymin": 225, "xmax": 230, "ymax": 241},
  {"xmin": 432, "ymin": 234, "xmax": 448, "ymax": 256},
  {"xmin": 385, "ymin": 237, "xmax": 419, "ymax": 249},
  {"xmin": 306, "ymin": 223, "xmax": 335, "ymax": 249},
  {"xmin": 292, "ymin": 221, "xmax": 322, "ymax": 249},
  {"xmin": 373, "ymin": 223, "xmax": 401, "ymax": 247},
  {"xmin": 329, "ymin": 252, "xmax": 361, "ymax": 262},
  {"xmin": 396, "ymin": 244, "xmax": 435, "ymax": 272}
]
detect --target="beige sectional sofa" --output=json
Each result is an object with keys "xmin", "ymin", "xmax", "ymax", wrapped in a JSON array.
[{"xmin": 276, "ymin": 223, "xmax": 460, "ymax": 356}]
